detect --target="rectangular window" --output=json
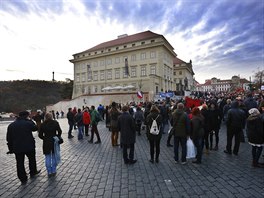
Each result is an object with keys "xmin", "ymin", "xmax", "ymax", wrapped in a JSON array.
[
  {"xmin": 131, "ymin": 67, "xmax": 136, "ymax": 77},
  {"xmin": 115, "ymin": 57, "xmax": 120, "ymax": 64},
  {"xmin": 107, "ymin": 58, "xmax": 112, "ymax": 65},
  {"xmin": 115, "ymin": 69, "xmax": 120, "ymax": 79},
  {"xmin": 131, "ymin": 54, "xmax": 136, "ymax": 61},
  {"xmin": 93, "ymin": 61, "xmax": 98, "ymax": 67},
  {"xmin": 123, "ymin": 68, "xmax": 128, "ymax": 78},
  {"xmin": 141, "ymin": 66, "xmax": 146, "ymax": 76},
  {"xmin": 94, "ymin": 85, "xmax": 98, "ymax": 93},
  {"xmin": 150, "ymin": 65, "xmax": 156, "ymax": 75},
  {"xmin": 107, "ymin": 70, "xmax": 112, "ymax": 80},
  {"xmin": 100, "ymin": 71, "xmax": 105, "ymax": 80},
  {"xmin": 141, "ymin": 53, "xmax": 146, "ymax": 60},
  {"xmin": 179, "ymin": 71, "xmax": 182, "ymax": 75},
  {"xmin": 76, "ymin": 74, "xmax": 80, "ymax": 82},
  {"xmin": 93, "ymin": 71, "xmax": 98, "ymax": 81},
  {"xmin": 100, "ymin": 60, "xmax": 104, "ymax": 66},
  {"xmin": 150, "ymin": 51, "xmax": 156, "ymax": 59}
]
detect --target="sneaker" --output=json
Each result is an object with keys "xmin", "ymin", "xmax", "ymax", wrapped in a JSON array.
[
  {"xmin": 149, "ymin": 159, "xmax": 154, "ymax": 163},
  {"xmin": 94, "ymin": 141, "xmax": 101, "ymax": 144},
  {"xmin": 129, "ymin": 159, "xmax": 137, "ymax": 164},
  {"xmin": 224, "ymin": 150, "xmax": 232, "ymax": 155},
  {"xmin": 192, "ymin": 160, "xmax": 201, "ymax": 164},
  {"xmin": 30, "ymin": 170, "xmax": 41, "ymax": 178},
  {"xmin": 88, "ymin": 140, "xmax": 93, "ymax": 143},
  {"xmin": 68, "ymin": 135, "xmax": 74, "ymax": 139},
  {"xmin": 181, "ymin": 161, "xmax": 187, "ymax": 165},
  {"xmin": 155, "ymin": 158, "xmax": 159, "ymax": 163},
  {"xmin": 21, "ymin": 179, "xmax": 28, "ymax": 185},
  {"xmin": 167, "ymin": 143, "xmax": 173, "ymax": 147},
  {"xmin": 175, "ymin": 160, "xmax": 179, "ymax": 164}
]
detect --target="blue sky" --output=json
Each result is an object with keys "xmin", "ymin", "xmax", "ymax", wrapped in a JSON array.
[{"xmin": 0, "ymin": 0, "xmax": 263, "ymax": 83}]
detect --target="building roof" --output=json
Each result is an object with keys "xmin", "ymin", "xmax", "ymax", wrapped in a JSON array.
[
  {"xmin": 79, "ymin": 30, "xmax": 166, "ymax": 54},
  {"xmin": 173, "ymin": 57, "xmax": 186, "ymax": 64}
]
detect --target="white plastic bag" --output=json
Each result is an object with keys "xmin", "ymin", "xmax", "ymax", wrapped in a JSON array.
[{"xmin": 186, "ymin": 138, "xmax": 196, "ymax": 159}]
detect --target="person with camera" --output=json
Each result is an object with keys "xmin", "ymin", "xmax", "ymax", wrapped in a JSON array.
[
  {"xmin": 39, "ymin": 112, "xmax": 62, "ymax": 177},
  {"xmin": 6, "ymin": 111, "xmax": 40, "ymax": 185}
]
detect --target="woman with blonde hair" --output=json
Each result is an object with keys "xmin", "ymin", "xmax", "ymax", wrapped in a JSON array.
[{"xmin": 146, "ymin": 105, "xmax": 162, "ymax": 163}]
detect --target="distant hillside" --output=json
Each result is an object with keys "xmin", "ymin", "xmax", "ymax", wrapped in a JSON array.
[{"xmin": 0, "ymin": 79, "xmax": 73, "ymax": 113}]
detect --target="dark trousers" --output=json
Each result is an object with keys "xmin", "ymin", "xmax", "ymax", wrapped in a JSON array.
[
  {"xmin": 252, "ymin": 146, "xmax": 263, "ymax": 164},
  {"xmin": 209, "ymin": 129, "xmax": 219, "ymax": 147},
  {"xmin": 204, "ymin": 129, "xmax": 210, "ymax": 149},
  {"xmin": 174, "ymin": 137, "xmax": 187, "ymax": 162},
  {"xmin": 149, "ymin": 139, "xmax": 161, "ymax": 160},
  {"xmin": 15, "ymin": 149, "xmax": 37, "ymax": 182},
  {"xmin": 84, "ymin": 124, "xmax": 89, "ymax": 136},
  {"xmin": 90, "ymin": 124, "xmax": 101, "ymax": 142},
  {"xmin": 193, "ymin": 138, "xmax": 204, "ymax": 162},
  {"xmin": 226, "ymin": 126, "xmax": 241, "ymax": 154},
  {"xmin": 136, "ymin": 123, "xmax": 142, "ymax": 135},
  {"xmin": 68, "ymin": 121, "xmax": 74, "ymax": 137},
  {"xmin": 123, "ymin": 143, "xmax": 135, "ymax": 163}
]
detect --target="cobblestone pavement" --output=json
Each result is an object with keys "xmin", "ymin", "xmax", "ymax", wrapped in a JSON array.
[{"xmin": 0, "ymin": 118, "xmax": 263, "ymax": 198}]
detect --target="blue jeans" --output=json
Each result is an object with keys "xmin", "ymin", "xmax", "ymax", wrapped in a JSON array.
[
  {"xmin": 45, "ymin": 153, "xmax": 56, "ymax": 174},
  {"xmin": 193, "ymin": 138, "xmax": 204, "ymax": 162},
  {"xmin": 78, "ymin": 125, "xmax": 84, "ymax": 140},
  {"xmin": 174, "ymin": 137, "xmax": 187, "ymax": 162}
]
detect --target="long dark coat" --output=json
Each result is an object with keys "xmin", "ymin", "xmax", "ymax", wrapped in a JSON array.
[
  {"xmin": 146, "ymin": 112, "xmax": 162, "ymax": 140},
  {"xmin": 6, "ymin": 118, "xmax": 38, "ymax": 153},
  {"xmin": 247, "ymin": 115, "xmax": 264, "ymax": 145},
  {"xmin": 118, "ymin": 112, "xmax": 136, "ymax": 144},
  {"xmin": 39, "ymin": 119, "xmax": 62, "ymax": 155}
]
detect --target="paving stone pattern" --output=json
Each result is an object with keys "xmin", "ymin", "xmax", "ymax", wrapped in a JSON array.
[{"xmin": 0, "ymin": 119, "xmax": 263, "ymax": 198}]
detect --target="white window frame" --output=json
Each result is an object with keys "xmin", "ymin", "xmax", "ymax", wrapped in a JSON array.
[
  {"xmin": 141, "ymin": 66, "xmax": 146, "ymax": 76},
  {"xmin": 141, "ymin": 53, "xmax": 146, "ymax": 60}
]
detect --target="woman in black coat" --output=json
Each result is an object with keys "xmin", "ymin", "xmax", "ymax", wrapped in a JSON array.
[
  {"xmin": 207, "ymin": 103, "xmax": 222, "ymax": 150},
  {"xmin": 246, "ymin": 108, "xmax": 264, "ymax": 168},
  {"xmin": 39, "ymin": 113, "xmax": 62, "ymax": 177},
  {"xmin": 146, "ymin": 105, "xmax": 163, "ymax": 163}
]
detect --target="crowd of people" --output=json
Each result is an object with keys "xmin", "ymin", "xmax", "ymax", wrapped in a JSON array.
[{"xmin": 6, "ymin": 91, "xmax": 264, "ymax": 185}]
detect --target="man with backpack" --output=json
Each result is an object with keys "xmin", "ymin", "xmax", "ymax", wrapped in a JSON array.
[{"xmin": 88, "ymin": 106, "xmax": 101, "ymax": 144}]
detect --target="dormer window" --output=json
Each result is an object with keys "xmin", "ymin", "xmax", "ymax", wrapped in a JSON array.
[
  {"xmin": 116, "ymin": 47, "xmax": 119, "ymax": 50},
  {"xmin": 141, "ymin": 41, "xmax": 145, "ymax": 45}
]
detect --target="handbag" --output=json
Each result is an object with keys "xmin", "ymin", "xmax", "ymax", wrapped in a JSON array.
[{"xmin": 186, "ymin": 137, "xmax": 196, "ymax": 159}]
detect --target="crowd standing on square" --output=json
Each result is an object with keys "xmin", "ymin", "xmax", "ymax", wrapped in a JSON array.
[{"xmin": 6, "ymin": 90, "xmax": 264, "ymax": 185}]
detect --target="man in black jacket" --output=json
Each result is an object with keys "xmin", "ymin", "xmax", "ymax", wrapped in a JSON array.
[
  {"xmin": 118, "ymin": 105, "xmax": 137, "ymax": 164},
  {"xmin": 6, "ymin": 111, "xmax": 40, "ymax": 185},
  {"xmin": 224, "ymin": 101, "xmax": 246, "ymax": 155},
  {"xmin": 67, "ymin": 108, "xmax": 75, "ymax": 138}
]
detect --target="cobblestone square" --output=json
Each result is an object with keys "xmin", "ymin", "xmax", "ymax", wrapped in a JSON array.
[{"xmin": 0, "ymin": 119, "xmax": 263, "ymax": 198}]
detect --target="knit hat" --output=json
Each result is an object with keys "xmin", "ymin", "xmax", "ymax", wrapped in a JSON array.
[{"xmin": 248, "ymin": 108, "xmax": 260, "ymax": 116}]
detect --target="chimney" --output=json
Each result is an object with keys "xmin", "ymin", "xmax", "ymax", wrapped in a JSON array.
[{"xmin": 118, "ymin": 34, "xmax": 128, "ymax": 39}]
